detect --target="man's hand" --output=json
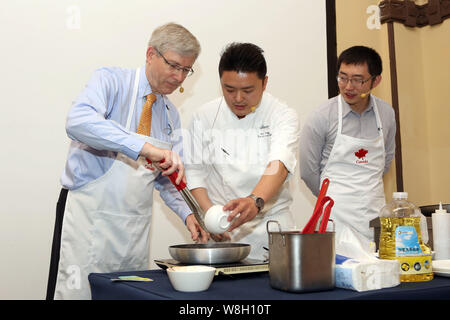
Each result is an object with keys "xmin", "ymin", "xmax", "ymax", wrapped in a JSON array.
[
  {"xmin": 139, "ymin": 142, "xmax": 185, "ymax": 184},
  {"xmin": 185, "ymin": 214, "xmax": 209, "ymax": 243},
  {"xmin": 223, "ymin": 197, "xmax": 259, "ymax": 232},
  {"xmin": 210, "ymin": 232, "xmax": 231, "ymax": 242}
]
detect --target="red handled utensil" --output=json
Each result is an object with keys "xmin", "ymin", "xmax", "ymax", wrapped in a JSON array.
[
  {"xmin": 318, "ymin": 197, "xmax": 334, "ymax": 233},
  {"xmin": 146, "ymin": 158, "xmax": 209, "ymax": 232},
  {"xmin": 314, "ymin": 178, "xmax": 329, "ymax": 214},
  {"xmin": 301, "ymin": 179, "xmax": 333, "ymax": 233},
  {"xmin": 301, "ymin": 196, "xmax": 334, "ymax": 233}
]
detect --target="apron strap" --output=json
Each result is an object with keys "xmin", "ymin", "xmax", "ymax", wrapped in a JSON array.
[
  {"xmin": 337, "ymin": 95, "xmax": 344, "ymax": 134},
  {"xmin": 126, "ymin": 68, "xmax": 141, "ymax": 130},
  {"xmin": 372, "ymin": 97, "xmax": 384, "ymax": 136},
  {"xmin": 126, "ymin": 68, "xmax": 174, "ymax": 146},
  {"xmin": 161, "ymin": 96, "xmax": 175, "ymax": 138}
]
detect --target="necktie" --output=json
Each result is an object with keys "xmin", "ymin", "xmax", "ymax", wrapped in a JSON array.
[{"xmin": 137, "ymin": 93, "xmax": 156, "ymax": 136}]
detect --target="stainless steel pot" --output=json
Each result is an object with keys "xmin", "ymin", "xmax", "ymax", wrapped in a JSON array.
[
  {"xmin": 267, "ymin": 220, "xmax": 335, "ymax": 293},
  {"xmin": 169, "ymin": 243, "xmax": 251, "ymax": 264}
]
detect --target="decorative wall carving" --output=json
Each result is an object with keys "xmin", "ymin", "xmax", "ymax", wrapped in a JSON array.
[{"xmin": 379, "ymin": 0, "xmax": 450, "ymax": 27}]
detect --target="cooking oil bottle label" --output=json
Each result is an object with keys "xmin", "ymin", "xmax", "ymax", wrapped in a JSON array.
[
  {"xmin": 395, "ymin": 226, "xmax": 432, "ymax": 275},
  {"xmin": 395, "ymin": 226, "xmax": 423, "ymax": 256}
]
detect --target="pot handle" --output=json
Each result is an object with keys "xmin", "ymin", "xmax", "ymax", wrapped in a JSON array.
[
  {"xmin": 328, "ymin": 219, "xmax": 335, "ymax": 232},
  {"xmin": 266, "ymin": 220, "xmax": 281, "ymax": 233},
  {"xmin": 266, "ymin": 220, "xmax": 282, "ymax": 245}
]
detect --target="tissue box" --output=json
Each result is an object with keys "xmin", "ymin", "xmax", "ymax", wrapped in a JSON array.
[{"xmin": 335, "ymin": 254, "xmax": 400, "ymax": 292}]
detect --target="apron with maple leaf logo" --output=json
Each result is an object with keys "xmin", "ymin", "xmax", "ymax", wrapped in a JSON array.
[{"xmin": 320, "ymin": 94, "xmax": 385, "ymax": 241}]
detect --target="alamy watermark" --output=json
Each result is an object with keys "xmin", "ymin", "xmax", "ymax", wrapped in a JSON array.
[
  {"xmin": 169, "ymin": 121, "xmax": 280, "ymax": 175},
  {"xmin": 367, "ymin": 4, "xmax": 381, "ymax": 30},
  {"xmin": 66, "ymin": 265, "xmax": 81, "ymax": 290},
  {"xmin": 66, "ymin": 5, "xmax": 81, "ymax": 30}
]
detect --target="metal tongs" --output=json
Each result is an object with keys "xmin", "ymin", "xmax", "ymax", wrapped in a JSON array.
[
  {"xmin": 146, "ymin": 158, "xmax": 209, "ymax": 233},
  {"xmin": 302, "ymin": 178, "xmax": 334, "ymax": 233}
]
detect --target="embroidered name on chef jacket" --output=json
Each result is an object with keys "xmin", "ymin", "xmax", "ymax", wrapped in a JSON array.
[
  {"xmin": 354, "ymin": 148, "xmax": 369, "ymax": 164},
  {"xmin": 258, "ymin": 125, "xmax": 271, "ymax": 138}
]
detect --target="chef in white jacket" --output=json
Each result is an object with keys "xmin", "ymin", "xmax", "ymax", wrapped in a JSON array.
[{"xmin": 185, "ymin": 43, "xmax": 300, "ymax": 260}]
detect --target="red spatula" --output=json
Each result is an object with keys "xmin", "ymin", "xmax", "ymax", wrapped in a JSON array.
[
  {"xmin": 301, "ymin": 179, "xmax": 331, "ymax": 233},
  {"xmin": 318, "ymin": 197, "xmax": 334, "ymax": 233},
  {"xmin": 302, "ymin": 196, "xmax": 333, "ymax": 233},
  {"xmin": 314, "ymin": 178, "xmax": 329, "ymax": 214}
]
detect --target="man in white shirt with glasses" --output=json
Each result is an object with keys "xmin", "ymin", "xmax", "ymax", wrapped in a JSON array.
[{"xmin": 300, "ymin": 46, "xmax": 396, "ymax": 241}]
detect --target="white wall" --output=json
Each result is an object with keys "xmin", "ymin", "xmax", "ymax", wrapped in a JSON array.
[{"xmin": 0, "ymin": 0, "xmax": 328, "ymax": 299}]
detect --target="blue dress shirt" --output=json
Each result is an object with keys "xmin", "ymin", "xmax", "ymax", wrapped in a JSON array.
[{"xmin": 60, "ymin": 66, "xmax": 191, "ymax": 221}]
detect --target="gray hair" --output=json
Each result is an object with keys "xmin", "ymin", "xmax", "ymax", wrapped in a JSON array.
[{"xmin": 148, "ymin": 22, "xmax": 201, "ymax": 59}]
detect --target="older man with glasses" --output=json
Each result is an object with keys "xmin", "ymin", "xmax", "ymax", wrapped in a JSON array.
[
  {"xmin": 299, "ymin": 45, "xmax": 396, "ymax": 242},
  {"xmin": 47, "ymin": 22, "xmax": 207, "ymax": 300}
]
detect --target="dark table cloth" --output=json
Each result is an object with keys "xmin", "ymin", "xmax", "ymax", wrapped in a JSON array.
[{"xmin": 89, "ymin": 269, "xmax": 450, "ymax": 300}]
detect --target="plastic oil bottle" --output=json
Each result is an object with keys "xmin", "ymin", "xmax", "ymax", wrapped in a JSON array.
[{"xmin": 379, "ymin": 192, "xmax": 433, "ymax": 282}]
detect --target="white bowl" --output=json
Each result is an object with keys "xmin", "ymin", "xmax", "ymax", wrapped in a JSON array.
[
  {"xmin": 166, "ymin": 265, "xmax": 216, "ymax": 292},
  {"xmin": 204, "ymin": 205, "xmax": 231, "ymax": 234}
]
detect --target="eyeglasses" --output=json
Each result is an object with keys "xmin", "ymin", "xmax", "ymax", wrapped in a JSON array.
[
  {"xmin": 336, "ymin": 75, "xmax": 375, "ymax": 88},
  {"xmin": 155, "ymin": 48, "xmax": 194, "ymax": 77}
]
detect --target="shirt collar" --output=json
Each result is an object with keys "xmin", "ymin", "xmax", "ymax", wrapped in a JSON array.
[
  {"xmin": 341, "ymin": 94, "xmax": 375, "ymax": 117},
  {"xmin": 138, "ymin": 66, "xmax": 165, "ymax": 103}
]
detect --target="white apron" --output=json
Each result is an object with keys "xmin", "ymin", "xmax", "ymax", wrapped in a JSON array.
[
  {"xmin": 320, "ymin": 95, "xmax": 386, "ymax": 241},
  {"xmin": 54, "ymin": 68, "xmax": 172, "ymax": 299},
  {"xmin": 207, "ymin": 100, "xmax": 294, "ymax": 260}
]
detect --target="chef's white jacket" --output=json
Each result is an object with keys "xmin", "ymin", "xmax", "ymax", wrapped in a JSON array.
[{"xmin": 185, "ymin": 92, "xmax": 300, "ymax": 258}]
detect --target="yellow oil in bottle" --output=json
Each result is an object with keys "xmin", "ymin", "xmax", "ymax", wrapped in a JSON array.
[{"xmin": 379, "ymin": 216, "xmax": 433, "ymax": 282}]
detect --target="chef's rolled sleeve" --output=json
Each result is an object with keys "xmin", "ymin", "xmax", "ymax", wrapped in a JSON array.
[
  {"xmin": 185, "ymin": 113, "xmax": 209, "ymax": 190},
  {"xmin": 185, "ymin": 165, "xmax": 208, "ymax": 191},
  {"xmin": 267, "ymin": 107, "xmax": 300, "ymax": 175}
]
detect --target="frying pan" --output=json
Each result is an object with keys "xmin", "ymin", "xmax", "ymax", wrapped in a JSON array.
[{"xmin": 169, "ymin": 243, "xmax": 251, "ymax": 264}]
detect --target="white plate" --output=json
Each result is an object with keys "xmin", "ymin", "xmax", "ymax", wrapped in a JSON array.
[{"xmin": 432, "ymin": 260, "xmax": 450, "ymax": 277}]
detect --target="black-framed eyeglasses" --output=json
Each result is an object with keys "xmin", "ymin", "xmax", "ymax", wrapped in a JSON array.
[
  {"xmin": 155, "ymin": 48, "xmax": 194, "ymax": 77},
  {"xmin": 336, "ymin": 75, "xmax": 375, "ymax": 88}
]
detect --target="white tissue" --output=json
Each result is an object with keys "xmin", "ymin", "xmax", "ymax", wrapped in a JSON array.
[
  {"xmin": 335, "ymin": 225, "xmax": 400, "ymax": 292},
  {"xmin": 432, "ymin": 212, "xmax": 450, "ymax": 260}
]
